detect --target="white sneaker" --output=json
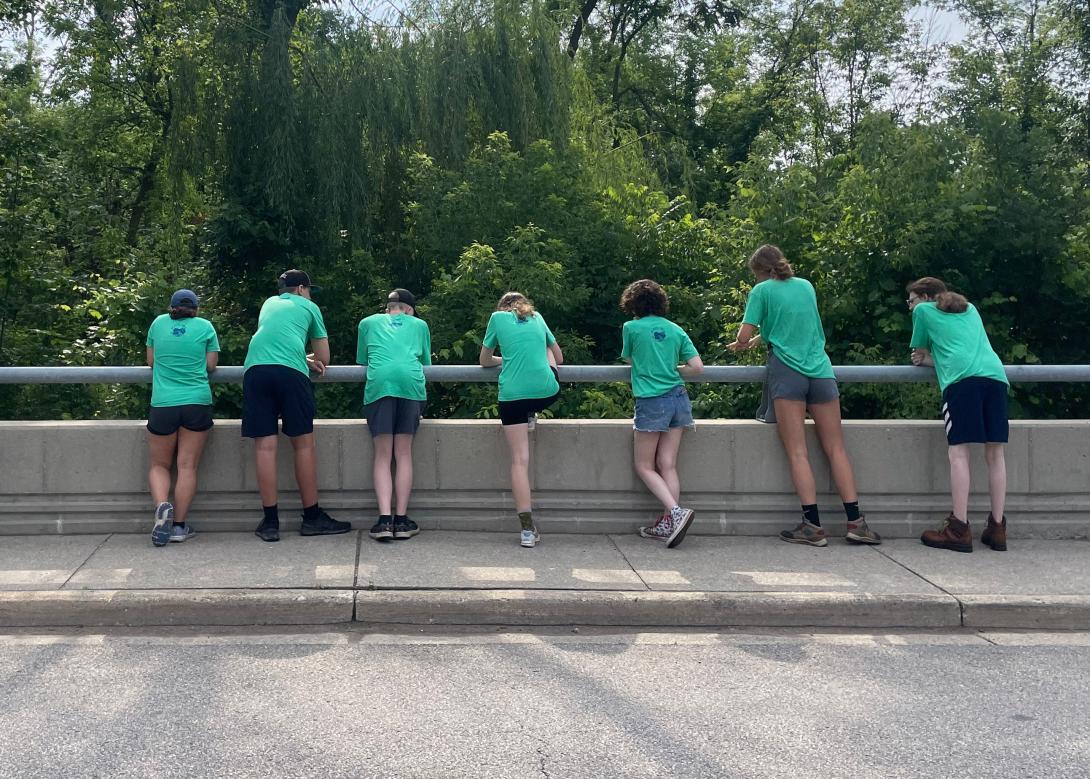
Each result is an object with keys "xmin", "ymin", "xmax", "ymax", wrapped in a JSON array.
[
  {"xmin": 520, "ymin": 527, "xmax": 540, "ymax": 548},
  {"xmin": 152, "ymin": 502, "xmax": 173, "ymax": 547}
]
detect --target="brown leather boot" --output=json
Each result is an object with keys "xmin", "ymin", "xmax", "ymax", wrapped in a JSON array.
[
  {"xmin": 981, "ymin": 513, "xmax": 1008, "ymax": 552},
  {"xmin": 921, "ymin": 514, "xmax": 973, "ymax": 553}
]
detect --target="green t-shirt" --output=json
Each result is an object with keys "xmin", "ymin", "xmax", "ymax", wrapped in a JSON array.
[
  {"xmin": 620, "ymin": 315, "xmax": 698, "ymax": 399},
  {"xmin": 243, "ymin": 293, "xmax": 328, "ymax": 377},
  {"xmin": 145, "ymin": 314, "xmax": 220, "ymax": 407},
  {"xmin": 356, "ymin": 313, "xmax": 432, "ymax": 404},
  {"xmin": 910, "ymin": 302, "xmax": 1009, "ymax": 393},
  {"xmin": 741, "ymin": 277, "xmax": 835, "ymax": 379},
  {"xmin": 482, "ymin": 311, "xmax": 560, "ymax": 402}
]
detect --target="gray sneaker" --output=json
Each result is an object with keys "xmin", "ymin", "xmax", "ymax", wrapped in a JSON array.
[
  {"xmin": 845, "ymin": 515, "xmax": 881, "ymax": 545},
  {"xmin": 666, "ymin": 507, "xmax": 695, "ymax": 549},
  {"xmin": 520, "ymin": 527, "xmax": 540, "ymax": 548},
  {"xmin": 152, "ymin": 502, "xmax": 174, "ymax": 547},
  {"xmin": 169, "ymin": 523, "xmax": 194, "ymax": 543},
  {"xmin": 779, "ymin": 519, "xmax": 828, "ymax": 547}
]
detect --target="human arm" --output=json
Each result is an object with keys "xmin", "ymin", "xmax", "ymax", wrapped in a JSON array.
[
  {"xmin": 911, "ymin": 349, "xmax": 934, "ymax": 367},
  {"xmin": 146, "ymin": 347, "xmax": 154, "ymax": 367},
  {"xmin": 678, "ymin": 355, "xmax": 704, "ymax": 377},
  {"xmin": 727, "ymin": 324, "xmax": 762, "ymax": 352},
  {"xmin": 206, "ymin": 352, "xmax": 219, "ymax": 373},
  {"xmin": 307, "ymin": 337, "xmax": 330, "ymax": 376},
  {"xmin": 479, "ymin": 346, "xmax": 501, "ymax": 368}
]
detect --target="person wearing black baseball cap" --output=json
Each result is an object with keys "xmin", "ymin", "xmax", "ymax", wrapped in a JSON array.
[
  {"xmin": 242, "ymin": 269, "xmax": 350, "ymax": 541},
  {"xmin": 145, "ymin": 289, "xmax": 220, "ymax": 546},
  {"xmin": 356, "ymin": 288, "xmax": 432, "ymax": 541}
]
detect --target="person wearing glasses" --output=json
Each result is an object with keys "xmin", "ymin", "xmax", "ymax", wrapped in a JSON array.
[{"xmin": 907, "ymin": 277, "xmax": 1010, "ymax": 553}]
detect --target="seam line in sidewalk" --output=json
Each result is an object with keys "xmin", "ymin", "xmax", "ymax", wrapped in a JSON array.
[
  {"xmin": 874, "ymin": 546, "xmax": 966, "ymax": 626},
  {"xmin": 351, "ymin": 530, "xmax": 363, "ymax": 620},
  {"xmin": 606, "ymin": 533, "xmax": 651, "ymax": 591},
  {"xmin": 59, "ymin": 533, "xmax": 113, "ymax": 590}
]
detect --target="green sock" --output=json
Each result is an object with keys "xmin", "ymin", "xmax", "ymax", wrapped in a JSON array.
[{"xmin": 518, "ymin": 511, "xmax": 534, "ymax": 531}]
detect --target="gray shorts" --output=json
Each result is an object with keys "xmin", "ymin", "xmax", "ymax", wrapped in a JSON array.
[
  {"xmin": 756, "ymin": 352, "xmax": 839, "ymax": 424},
  {"xmin": 364, "ymin": 396, "xmax": 425, "ymax": 437}
]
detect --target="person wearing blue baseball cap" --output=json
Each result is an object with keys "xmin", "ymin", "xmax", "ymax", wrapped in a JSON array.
[{"xmin": 145, "ymin": 288, "xmax": 220, "ymax": 546}]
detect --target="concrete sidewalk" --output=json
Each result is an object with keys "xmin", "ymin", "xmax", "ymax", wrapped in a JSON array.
[{"xmin": 0, "ymin": 531, "xmax": 1088, "ymax": 629}]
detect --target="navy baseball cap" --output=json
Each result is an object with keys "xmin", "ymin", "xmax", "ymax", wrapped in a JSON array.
[
  {"xmin": 170, "ymin": 289, "xmax": 199, "ymax": 307},
  {"xmin": 278, "ymin": 269, "xmax": 321, "ymax": 294},
  {"xmin": 387, "ymin": 288, "xmax": 416, "ymax": 308}
]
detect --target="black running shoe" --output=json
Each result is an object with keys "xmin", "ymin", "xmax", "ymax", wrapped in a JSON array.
[
  {"xmin": 255, "ymin": 519, "xmax": 280, "ymax": 543},
  {"xmin": 393, "ymin": 516, "xmax": 419, "ymax": 539},
  {"xmin": 369, "ymin": 518, "xmax": 394, "ymax": 541},
  {"xmin": 300, "ymin": 509, "xmax": 352, "ymax": 536}
]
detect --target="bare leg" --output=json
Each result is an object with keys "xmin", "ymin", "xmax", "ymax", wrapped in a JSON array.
[
  {"xmin": 393, "ymin": 433, "xmax": 415, "ymax": 515},
  {"xmin": 984, "ymin": 443, "xmax": 1006, "ymax": 520},
  {"xmin": 655, "ymin": 427, "xmax": 685, "ymax": 505},
  {"xmin": 254, "ymin": 435, "xmax": 279, "ymax": 506},
  {"xmin": 633, "ymin": 431, "xmax": 678, "ymax": 512},
  {"xmin": 147, "ymin": 431, "xmax": 177, "ymax": 506},
  {"xmin": 372, "ymin": 434, "xmax": 394, "ymax": 515},
  {"xmin": 809, "ymin": 399, "xmax": 858, "ymax": 502},
  {"xmin": 774, "ymin": 399, "xmax": 817, "ymax": 505},
  {"xmin": 289, "ymin": 433, "xmax": 319, "ymax": 507},
  {"xmin": 948, "ymin": 444, "xmax": 971, "ymax": 520},
  {"xmin": 502, "ymin": 423, "xmax": 532, "ymax": 513},
  {"xmin": 173, "ymin": 428, "xmax": 210, "ymax": 522}
]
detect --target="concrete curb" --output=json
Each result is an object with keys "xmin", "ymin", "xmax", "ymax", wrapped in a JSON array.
[
  {"xmin": 354, "ymin": 590, "xmax": 964, "ymax": 629},
  {"xmin": 2, "ymin": 589, "xmax": 1089, "ymax": 630},
  {"xmin": 0, "ymin": 589, "xmax": 355, "ymax": 627},
  {"xmin": 960, "ymin": 594, "xmax": 1090, "ymax": 629}
]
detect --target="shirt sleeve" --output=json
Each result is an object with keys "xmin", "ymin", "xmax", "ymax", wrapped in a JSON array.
[
  {"xmin": 420, "ymin": 322, "xmax": 433, "ymax": 366},
  {"xmin": 541, "ymin": 316, "xmax": 557, "ymax": 346},
  {"xmin": 482, "ymin": 313, "xmax": 499, "ymax": 349},
  {"xmin": 620, "ymin": 321, "xmax": 632, "ymax": 359},
  {"xmin": 206, "ymin": 323, "xmax": 221, "ymax": 353},
  {"xmin": 309, "ymin": 304, "xmax": 328, "ymax": 340},
  {"xmin": 356, "ymin": 320, "xmax": 368, "ymax": 365},
  {"xmin": 909, "ymin": 307, "xmax": 930, "ymax": 350},
  {"xmin": 678, "ymin": 329, "xmax": 698, "ymax": 362},
  {"xmin": 741, "ymin": 284, "xmax": 765, "ymax": 328}
]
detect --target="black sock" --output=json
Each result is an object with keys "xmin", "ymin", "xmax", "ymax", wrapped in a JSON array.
[
  {"xmin": 394, "ymin": 514, "xmax": 408, "ymax": 523},
  {"xmin": 262, "ymin": 505, "xmax": 279, "ymax": 524},
  {"xmin": 518, "ymin": 511, "xmax": 534, "ymax": 531},
  {"xmin": 379, "ymin": 514, "xmax": 393, "ymax": 523},
  {"xmin": 302, "ymin": 503, "xmax": 321, "ymax": 522},
  {"xmin": 843, "ymin": 501, "xmax": 861, "ymax": 522},
  {"xmin": 173, "ymin": 520, "xmax": 184, "ymax": 527},
  {"xmin": 802, "ymin": 504, "xmax": 821, "ymax": 527}
]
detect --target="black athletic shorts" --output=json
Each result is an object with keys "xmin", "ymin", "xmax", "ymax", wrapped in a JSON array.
[
  {"xmin": 497, "ymin": 368, "xmax": 561, "ymax": 426},
  {"xmin": 241, "ymin": 364, "xmax": 316, "ymax": 438},
  {"xmin": 147, "ymin": 404, "xmax": 213, "ymax": 436},
  {"xmin": 364, "ymin": 396, "xmax": 425, "ymax": 437},
  {"xmin": 942, "ymin": 377, "xmax": 1009, "ymax": 445}
]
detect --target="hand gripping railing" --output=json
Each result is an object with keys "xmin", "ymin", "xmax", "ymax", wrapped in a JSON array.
[{"xmin": 1, "ymin": 365, "xmax": 1089, "ymax": 384}]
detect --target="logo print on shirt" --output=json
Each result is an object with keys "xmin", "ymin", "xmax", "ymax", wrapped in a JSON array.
[
  {"xmin": 652, "ymin": 328, "xmax": 666, "ymax": 341},
  {"xmin": 389, "ymin": 318, "xmax": 404, "ymax": 328},
  {"xmin": 172, "ymin": 325, "xmax": 187, "ymax": 337}
]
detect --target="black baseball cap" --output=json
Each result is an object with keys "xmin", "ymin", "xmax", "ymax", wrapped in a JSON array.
[
  {"xmin": 387, "ymin": 288, "xmax": 416, "ymax": 308},
  {"xmin": 278, "ymin": 269, "xmax": 321, "ymax": 294},
  {"xmin": 170, "ymin": 288, "xmax": 199, "ymax": 307}
]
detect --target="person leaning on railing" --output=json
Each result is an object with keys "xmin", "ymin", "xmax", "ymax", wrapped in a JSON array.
[
  {"xmin": 908, "ymin": 277, "xmax": 1010, "ymax": 553},
  {"xmin": 729, "ymin": 245, "xmax": 881, "ymax": 547},
  {"xmin": 145, "ymin": 289, "xmax": 220, "ymax": 547}
]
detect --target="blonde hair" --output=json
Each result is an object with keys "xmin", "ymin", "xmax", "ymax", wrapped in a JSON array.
[
  {"xmin": 497, "ymin": 291, "xmax": 536, "ymax": 319},
  {"xmin": 748, "ymin": 244, "xmax": 794, "ymax": 280}
]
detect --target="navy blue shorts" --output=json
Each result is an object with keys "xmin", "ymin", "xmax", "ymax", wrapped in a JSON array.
[
  {"xmin": 147, "ymin": 404, "xmax": 213, "ymax": 436},
  {"xmin": 241, "ymin": 364, "xmax": 316, "ymax": 438},
  {"xmin": 942, "ymin": 377, "xmax": 1009, "ymax": 445}
]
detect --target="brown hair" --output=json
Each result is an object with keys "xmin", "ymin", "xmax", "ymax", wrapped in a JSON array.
[
  {"xmin": 906, "ymin": 277, "xmax": 968, "ymax": 313},
  {"xmin": 620, "ymin": 279, "xmax": 669, "ymax": 318},
  {"xmin": 748, "ymin": 244, "xmax": 794, "ymax": 280},
  {"xmin": 169, "ymin": 306, "xmax": 198, "ymax": 320},
  {"xmin": 497, "ymin": 291, "xmax": 536, "ymax": 319}
]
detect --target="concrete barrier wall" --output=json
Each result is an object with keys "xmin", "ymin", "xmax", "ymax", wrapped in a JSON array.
[{"xmin": 0, "ymin": 419, "xmax": 1087, "ymax": 538}]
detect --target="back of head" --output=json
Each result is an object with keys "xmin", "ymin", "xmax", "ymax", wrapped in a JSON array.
[
  {"xmin": 748, "ymin": 245, "xmax": 794, "ymax": 280},
  {"xmin": 935, "ymin": 291, "xmax": 969, "ymax": 314},
  {"xmin": 169, "ymin": 288, "xmax": 199, "ymax": 320},
  {"xmin": 497, "ymin": 291, "xmax": 535, "ymax": 319},
  {"xmin": 906, "ymin": 276, "xmax": 948, "ymax": 299},
  {"xmin": 619, "ymin": 279, "xmax": 669, "ymax": 318}
]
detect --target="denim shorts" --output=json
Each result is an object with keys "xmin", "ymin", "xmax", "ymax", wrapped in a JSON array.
[{"xmin": 633, "ymin": 385, "xmax": 694, "ymax": 433}]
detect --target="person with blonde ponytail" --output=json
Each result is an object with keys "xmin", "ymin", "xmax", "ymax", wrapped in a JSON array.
[
  {"xmin": 729, "ymin": 245, "xmax": 880, "ymax": 547},
  {"xmin": 479, "ymin": 292, "xmax": 564, "ymax": 548},
  {"xmin": 907, "ymin": 277, "xmax": 1010, "ymax": 553}
]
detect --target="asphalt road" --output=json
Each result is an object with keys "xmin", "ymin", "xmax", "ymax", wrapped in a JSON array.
[{"xmin": 0, "ymin": 627, "xmax": 1087, "ymax": 778}]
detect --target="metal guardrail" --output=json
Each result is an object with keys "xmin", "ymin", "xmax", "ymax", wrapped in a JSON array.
[{"xmin": 1, "ymin": 365, "xmax": 1088, "ymax": 384}]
